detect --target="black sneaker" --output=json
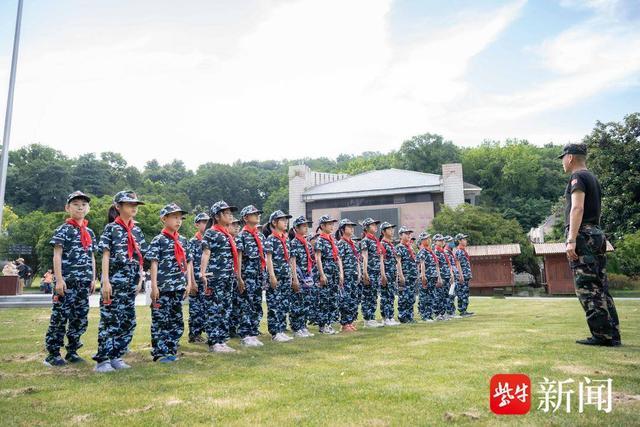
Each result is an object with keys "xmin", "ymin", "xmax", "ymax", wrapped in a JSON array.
[
  {"xmin": 576, "ymin": 337, "xmax": 613, "ymax": 346},
  {"xmin": 43, "ymin": 355, "xmax": 66, "ymax": 367},
  {"xmin": 65, "ymin": 352, "xmax": 84, "ymax": 363}
]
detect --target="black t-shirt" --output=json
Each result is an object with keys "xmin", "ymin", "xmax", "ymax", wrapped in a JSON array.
[{"xmin": 564, "ymin": 169, "xmax": 601, "ymax": 228}]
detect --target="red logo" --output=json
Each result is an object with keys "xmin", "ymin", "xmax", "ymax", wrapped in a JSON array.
[{"xmin": 490, "ymin": 374, "xmax": 531, "ymax": 415}]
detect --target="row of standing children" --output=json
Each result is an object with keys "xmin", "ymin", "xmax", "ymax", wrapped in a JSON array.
[{"xmin": 43, "ymin": 190, "xmax": 473, "ymax": 372}]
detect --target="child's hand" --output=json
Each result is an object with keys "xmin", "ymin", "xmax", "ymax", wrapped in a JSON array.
[
  {"xmin": 150, "ymin": 286, "xmax": 159, "ymax": 302},
  {"xmin": 421, "ymin": 276, "xmax": 427, "ymax": 288},
  {"xmin": 319, "ymin": 273, "xmax": 327, "ymax": 287},
  {"xmin": 363, "ymin": 274, "xmax": 370, "ymax": 286},
  {"xmin": 339, "ymin": 274, "xmax": 344, "ymax": 287},
  {"xmin": 101, "ymin": 280, "xmax": 112, "ymax": 301},
  {"xmin": 270, "ymin": 274, "xmax": 278, "ymax": 289},
  {"xmin": 237, "ymin": 277, "xmax": 245, "ymax": 294},
  {"xmin": 90, "ymin": 280, "xmax": 96, "ymax": 294},
  {"xmin": 399, "ymin": 275, "xmax": 405, "ymax": 285},
  {"xmin": 381, "ymin": 275, "xmax": 388, "ymax": 287},
  {"xmin": 292, "ymin": 279, "xmax": 300, "ymax": 293},
  {"xmin": 55, "ymin": 279, "xmax": 67, "ymax": 296}
]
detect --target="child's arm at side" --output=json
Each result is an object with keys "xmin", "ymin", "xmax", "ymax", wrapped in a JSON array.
[
  {"xmin": 53, "ymin": 245, "xmax": 65, "ymax": 296},
  {"xmin": 150, "ymin": 260, "xmax": 159, "ymax": 302}
]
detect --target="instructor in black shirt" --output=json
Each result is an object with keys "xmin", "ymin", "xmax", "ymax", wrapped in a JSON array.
[{"xmin": 561, "ymin": 143, "xmax": 621, "ymax": 347}]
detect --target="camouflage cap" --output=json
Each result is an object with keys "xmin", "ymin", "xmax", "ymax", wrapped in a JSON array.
[
  {"xmin": 194, "ymin": 212, "xmax": 210, "ymax": 224},
  {"xmin": 66, "ymin": 190, "xmax": 90, "ymax": 204},
  {"xmin": 269, "ymin": 210, "xmax": 292, "ymax": 223},
  {"xmin": 417, "ymin": 232, "xmax": 431, "ymax": 243},
  {"xmin": 292, "ymin": 215, "xmax": 313, "ymax": 227},
  {"xmin": 338, "ymin": 218, "xmax": 358, "ymax": 228},
  {"xmin": 558, "ymin": 143, "xmax": 587, "ymax": 159},
  {"xmin": 444, "ymin": 235, "xmax": 453, "ymax": 242},
  {"xmin": 380, "ymin": 221, "xmax": 396, "ymax": 230},
  {"xmin": 398, "ymin": 226, "xmax": 413, "ymax": 234},
  {"xmin": 454, "ymin": 233, "xmax": 468, "ymax": 241},
  {"xmin": 210, "ymin": 200, "xmax": 238, "ymax": 216},
  {"xmin": 318, "ymin": 215, "xmax": 338, "ymax": 225},
  {"xmin": 231, "ymin": 216, "xmax": 242, "ymax": 224},
  {"xmin": 240, "ymin": 205, "xmax": 262, "ymax": 218},
  {"xmin": 159, "ymin": 203, "xmax": 188, "ymax": 218},
  {"xmin": 361, "ymin": 217, "xmax": 381, "ymax": 227},
  {"xmin": 114, "ymin": 190, "xmax": 145, "ymax": 205},
  {"xmin": 433, "ymin": 233, "xmax": 445, "ymax": 241}
]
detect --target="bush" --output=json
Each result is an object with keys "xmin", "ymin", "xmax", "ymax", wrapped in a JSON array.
[
  {"xmin": 607, "ymin": 273, "xmax": 640, "ymax": 290},
  {"xmin": 611, "ymin": 231, "xmax": 640, "ymax": 279}
]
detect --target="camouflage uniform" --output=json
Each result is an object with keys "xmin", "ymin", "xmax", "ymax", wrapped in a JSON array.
[
  {"xmin": 146, "ymin": 212, "xmax": 191, "ymax": 360},
  {"xmin": 93, "ymin": 217, "xmax": 147, "ymax": 363},
  {"xmin": 289, "ymin": 225, "xmax": 316, "ymax": 332},
  {"xmin": 188, "ymin": 238, "xmax": 206, "ymax": 340},
  {"xmin": 265, "ymin": 229, "xmax": 292, "ymax": 336},
  {"xmin": 396, "ymin": 238, "xmax": 418, "ymax": 323},
  {"xmin": 444, "ymin": 245, "xmax": 459, "ymax": 315},
  {"xmin": 571, "ymin": 225, "xmax": 620, "ymax": 342},
  {"xmin": 45, "ymin": 214, "xmax": 97, "ymax": 358},
  {"xmin": 433, "ymin": 240, "xmax": 451, "ymax": 317},
  {"xmin": 315, "ymin": 222, "xmax": 341, "ymax": 328},
  {"xmin": 360, "ymin": 222, "xmax": 382, "ymax": 321},
  {"xmin": 338, "ymin": 234, "xmax": 360, "ymax": 325},
  {"xmin": 380, "ymin": 236, "xmax": 398, "ymax": 320},
  {"xmin": 235, "ymin": 220, "xmax": 267, "ymax": 338},
  {"xmin": 202, "ymin": 223, "xmax": 238, "ymax": 345},
  {"xmin": 417, "ymin": 238, "xmax": 439, "ymax": 320},
  {"xmin": 454, "ymin": 236, "xmax": 472, "ymax": 315}
]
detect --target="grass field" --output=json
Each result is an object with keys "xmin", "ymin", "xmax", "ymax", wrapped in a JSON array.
[{"xmin": 0, "ymin": 298, "xmax": 638, "ymax": 426}]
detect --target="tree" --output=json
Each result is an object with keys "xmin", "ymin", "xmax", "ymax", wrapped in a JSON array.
[
  {"xmin": 583, "ymin": 112, "xmax": 640, "ymax": 238},
  {"xmin": 429, "ymin": 204, "xmax": 537, "ymax": 276},
  {"xmin": 610, "ymin": 231, "xmax": 640, "ymax": 278},
  {"xmin": 397, "ymin": 133, "xmax": 460, "ymax": 174}
]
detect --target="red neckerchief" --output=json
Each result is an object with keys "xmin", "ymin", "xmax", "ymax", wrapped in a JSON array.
[
  {"xmin": 319, "ymin": 233, "xmax": 338, "ymax": 261},
  {"xmin": 194, "ymin": 231, "xmax": 203, "ymax": 241},
  {"xmin": 295, "ymin": 233, "xmax": 312, "ymax": 274},
  {"xmin": 402, "ymin": 241, "xmax": 415, "ymax": 260},
  {"xmin": 243, "ymin": 225, "xmax": 266, "ymax": 269},
  {"xmin": 365, "ymin": 233, "xmax": 383, "ymax": 255},
  {"xmin": 114, "ymin": 216, "xmax": 143, "ymax": 266},
  {"xmin": 458, "ymin": 246, "xmax": 470, "ymax": 262},
  {"xmin": 342, "ymin": 237, "xmax": 359, "ymax": 260},
  {"xmin": 423, "ymin": 244, "xmax": 438, "ymax": 265},
  {"xmin": 212, "ymin": 224, "xmax": 239, "ymax": 274},
  {"xmin": 382, "ymin": 238, "xmax": 396, "ymax": 259},
  {"xmin": 162, "ymin": 228, "xmax": 187, "ymax": 273},
  {"xmin": 272, "ymin": 231, "xmax": 290, "ymax": 262},
  {"xmin": 65, "ymin": 218, "xmax": 91, "ymax": 251},
  {"xmin": 435, "ymin": 245, "xmax": 452, "ymax": 268}
]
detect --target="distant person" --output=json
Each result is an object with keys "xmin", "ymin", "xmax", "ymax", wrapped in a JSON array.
[
  {"xmin": 560, "ymin": 143, "xmax": 621, "ymax": 347},
  {"xmin": 41, "ymin": 269, "xmax": 54, "ymax": 294},
  {"xmin": 16, "ymin": 258, "xmax": 32, "ymax": 293}
]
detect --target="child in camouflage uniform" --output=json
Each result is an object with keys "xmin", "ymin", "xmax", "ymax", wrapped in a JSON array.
[
  {"xmin": 314, "ymin": 215, "xmax": 344, "ymax": 335},
  {"xmin": 432, "ymin": 234, "xmax": 451, "ymax": 321},
  {"xmin": 187, "ymin": 213, "xmax": 210, "ymax": 343},
  {"xmin": 417, "ymin": 233, "xmax": 441, "ymax": 322},
  {"xmin": 288, "ymin": 215, "xmax": 316, "ymax": 338},
  {"xmin": 379, "ymin": 222, "xmax": 400, "ymax": 326},
  {"xmin": 94, "ymin": 190, "xmax": 147, "ymax": 372},
  {"xmin": 201, "ymin": 201, "xmax": 239, "ymax": 353},
  {"xmin": 44, "ymin": 191, "xmax": 97, "ymax": 367},
  {"xmin": 360, "ymin": 218, "xmax": 384, "ymax": 328},
  {"xmin": 146, "ymin": 203, "xmax": 194, "ymax": 362},
  {"xmin": 336, "ymin": 218, "xmax": 360, "ymax": 332},
  {"xmin": 235, "ymin": 205, "xmax": 267, "ymax": 347},
  {"xmin": 445, "ymin": 235, "xmax": 464, "ymax": 318},
  {"xmin": 264, "ymin": 210, "xmax": 299, "ymax": 342},
  {"xmin": 454, "ymin": 233, "xmax": 474, "ymax": 317},
  {"xmin": 396, "ymin": 226, "xmax": 418, "ymax": 323}
]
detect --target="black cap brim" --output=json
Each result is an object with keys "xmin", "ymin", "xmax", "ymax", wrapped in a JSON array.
[{"xmin": 68, "ymin": 195, "xmax": 91, "ymax": 204}]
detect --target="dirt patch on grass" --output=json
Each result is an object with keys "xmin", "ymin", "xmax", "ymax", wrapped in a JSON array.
[
  {"xmin": 71, "ymin": 414, "xmax": 92, "ymax": 424},
  {"xmin": 0, "ymin": 386, "xmax": 38, "ymax": 398},
  {"xmin": 165, "ymin": 397, "xmax": 183, "ymax": 406},
  {"xmin": 117, "ymin": 404, "xmax": 154, "ymax": 415},
  {"xmin": 613, "ymin": 392, "xmax": 640, "ymax": 405},
  {"xmin": 2, "ymin": 353, "xmax": 42, "ymax": 363}
]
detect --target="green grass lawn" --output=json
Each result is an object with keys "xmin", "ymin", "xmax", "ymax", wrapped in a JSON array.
[{"xmin": 0, "ymin": 298, "xmax": 638, "ymax": 426}]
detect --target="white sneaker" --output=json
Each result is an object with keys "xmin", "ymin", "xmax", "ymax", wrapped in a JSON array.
[
  {"xmin": 241, "ymin": 337, "xmax": 259, "ymax": 347},
  {"xmin": 303, "ymin": 328, "xmax": 315, "ymax": 337},
  {"xmin": 294, "ymin": 330, "xmax": 308, "ymax": 338},
  {"xmin": 94, "ymin": 360, "xmax": 115, "ymax": 373},
  {"xmin": 327, "ymin": 326, "xmax": 338, "ymax": 335},
  {"xmin": 453, "ymin": 314, "xmax": 462, "ymax": 319},
  {"xmin": 251, "ymin": 336, "xmax": 264, "ymax": 346},
  {"xmin": 383, "ymin": 318, "xmax": 394, "ymax": 326},
  {"xmin": 390, "ymin": 319, "xmax": 401, "ymax": 326},
  {"xmin": 365, "ymin": 319, "xmax": 383, "ymax": 328},
  {"xmin": 272, "ymin": 332, "xmax": 292, "ymax": 342},
  {"xmin": 425, "ymin": 318, "xmax": 435, "ymax": 323},
  {"xmin": 213, "ymin": 343, "xmax": 236, "ymax": 352}
]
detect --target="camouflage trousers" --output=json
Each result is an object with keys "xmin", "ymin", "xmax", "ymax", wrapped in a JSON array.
[
  {"xmin": 571, "ymin": 226, "xmax": 621, "ymax": 342},
  {"xmin": 151, "ymin": 290, "xmax": 184, "ymax": 359},
  {"xmin": 93, "ymin": 266, "xmax": 139, "ymax": 362},
  {"xmin": 361, "ymin": 272, "xmax": 380, "ymax": 321},
  {"xmin": 316, "ymin": 268, "xmax": 340, "ymax": 328},
  {"xmin": 380, "ymin": 272, "xmax": 397, "ymax": 320},
  {"xmin": 266, "ymin": 276, "xmax": 291, "ymax": 336},
  {"xmin": 188, "ymin": 279, "xmax": 207, "ymax": 339},
  {"xmin": 289, "ymin": 274, "xmax": 316, "ymax": 331},
  {"xmin": 398, "ymin": 276, "xmax": 418, "ymax": 323},
  {"xmin": 445, "ymin": 278, "xmax": 457, "ymax": 315},
  {"xmin": 456, "ymin": 278, "xmax": 471, "ymax": 314},
  {"xmin": 205, "ymin": 277, "xmax": 234, "ymax": 345},
  {"xmin": 235, "ymin": 274, "xmax": 264, "ymax": 338},
  {"xmin": 45, "ymin": 280, "xmax": 90, "ymax": 356},
  {"xmin": 433, "ymin": 280, "xmax": 448, "ymax": 316},
  {"xmin": 340, "ymin": 274, "xmax": 361, "ymax": 325},
  {"xmin": 418, "ymin": 277, "xmax": 438, "ymax": 320}
]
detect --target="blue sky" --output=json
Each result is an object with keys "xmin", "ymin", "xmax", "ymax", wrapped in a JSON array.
[{"xmin": 0, "ymin": 0, "xmax": 639, "ymax": 168}]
